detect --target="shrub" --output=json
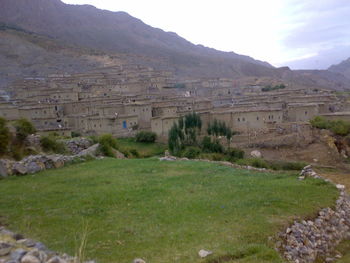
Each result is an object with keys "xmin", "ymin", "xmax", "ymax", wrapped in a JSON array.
[
  {"xmin": 310, "ymin": 116, "xmax": 331, "ymax": 129},
  {"xmin": 98, "ymin": 134, "xmax": 118, "ymax": 157},
  {"xmin": 330, "ymin": 120, "xmax": 350, "ymax": 136},
  {"xmin": 310, "ymin": 116, "xmax": 350, "ymax": 136},
  {"xmin": 201, "ymin": 136, "xmax": 223, "ymax": 153},
  {"xmin": 183, "ymin": 147, "xmax": 201, "ymax": 159},
  {"xmin": 40, "ymin": 136, "xmax": 67, "ymax": 154},
  {"xmin": 135, "ymin": 131, "xmax": 157, "ymax": 143},
  {"xmin": 129, "ymin": 148, "xmax": 140, "ymax": 158},
  {"xmin": 71, "ymin": 131, "xmax": 82, "ymax": 138},
  {"xmin": 14, "ymin": 118, "xmax": 36, "ymax": 143},
  {"xmin": 168, "ymin": 112, "xmax": 202, "ymax": 156},
  {"xmin": 251, "ymin": 158, "xmax": 269, "ymax": 169},
  {"xmin": 0, "ymin": 117, "xmax": 11, "ymax": 155},
  {"xmin": 269, "ymin": 160, "xmax": 307, "ymax": 171},
  {"xmin": 236, "ymin": 158, "xmax": 269, "ymax": 169},
  {"xmin": 261, "ymin": 84, "xmax": 286, "ymax": 92},
  {"xmin": 226, "ymin": 148, "xmax": 245, "ymax": 161}
]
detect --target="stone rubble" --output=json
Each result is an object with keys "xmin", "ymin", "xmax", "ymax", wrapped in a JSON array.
[
  {"xmin": 0, "ymin": 227, "xmax": 95, "ymax": 263},
  {"xmin": 279, "ymin": 165, "xmax": 350, "ymax": 263},
  {"xmin": 198, "ymin": 249, "xmax": 213, "ymax": 258},
  {"xmin": 159, "ymin": 154, "xmax": 268, "ymax": 172},
  {"xmin": 63, "ymin": 138, "xmax": 93, "ymax": 155},
  {"xmin": 0, "ymin": 144, "xmax": 100, "ymax": 178}
]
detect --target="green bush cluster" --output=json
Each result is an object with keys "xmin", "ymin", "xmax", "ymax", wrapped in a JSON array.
[
  {"xmin": 0, "ymin": 117, "xmax": 39, "ymax": 159},
  {"xmin": 226, "ymin": 148, "xmax": 245, "ymax": 161},
  {"xmin": 40, "ymin": 135, "xmax": 67, "ymax": 154},
  {"xmin": 98, "ymin": 134, "xmax": 118, "ymax": 157},
  {"xmin": 310, "ymin": 116, "xmax": 350, "ymax": 136},
  {"xmin": 201, "ymin": 136, "xmax": 224, "ymax": 153},
  {"xmin": 183, "ymin": 147, "xmax": 201, "ymax": 159},
  {"xmin": 0, "ymin": 117, "xmax": 11, "ymax": 155},
  {"xmin": 71, "ymin": 131, "xmax": 82, "ymax": 138},
  {"xmin": 261, "ymin": 84, "xmax": 286, "ymax": 92},
  {"xmin": 14, "ymin": 118, "xmax": 36, "ymax": 143},
  {"xmin": 236, "ymin": 158, "xmax": 307, "ymax": 170},
  {"xmin": 135, "ymin": 131, "xmax": 157, "ymax": 143},
  {"xmin": 168, "ymin": 112, "xmax": 202, "ymax": 155}
]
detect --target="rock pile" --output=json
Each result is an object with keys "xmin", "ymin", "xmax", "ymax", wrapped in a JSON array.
[
  {"xmin": 159, "ymin": 153, "xmax": 268, "ymax": 172},
  {"xmin": 279, "ymin": 166, "xmax": 350, "ymax": 263},
  {"xmin": 298, "ymin": 165, "xmax": 322, "ymax": 180},
  {"xmin": 63, "ymin": 138, "xmax": 93, "ymax": 155},
  {"xmin": 0, "ymin": 227, "xmax": 95, "ymax": 263},
  {"xmin": 0, "ymin": 144, "xmax": 100, "ymax": 177}
]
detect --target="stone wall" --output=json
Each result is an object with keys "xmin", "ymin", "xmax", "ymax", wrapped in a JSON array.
[
  {"xmin": 0, "ymin": 226, "xmax": 94, "ymax": 263},
  {"xmin": 0, "ymin": 144, "xmax": 99, "ymax": 177},
  {"xmin": 278, "ymin": 166, "xmax": 350, "ymax": 263}
]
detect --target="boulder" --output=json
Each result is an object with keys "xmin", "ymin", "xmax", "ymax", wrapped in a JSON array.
[
  {"xmin": 21, "ymin": 254, "xmax": 40, "ymax": 263},
  {"xmin": 250, "ymin": 150, "xmax": 262, "ymax": 158},
  {"xmin": 10, "ymin": 249, "xmax": 27, "ymax": 262},
  {"xmin": 198, "ymin": 249, "xmax": 213, "ymax": 258},
  {"xmin": 0, "ymin": 159, "xmax": 14, "ymax": 177},
  {"xmin": 76, "ymin": 144, "xmax": 99, "ymax": 157},
  {"xmin": 26, "ymin": 161, "xmax": 44, "ymax": 174},
  {"xmin": 159, "ymin": 156, "xmax": 176, "ymax": 161},
  {"xmin": 64, "ymin": 138, "xmax": 93, "ymax": 155},
  {"xmin": 0, "ymin": 242, "xmax": 12, "ymax": 256},
  {"xmin": 13, "ymin": 162, "xmax": 28, "ymax": 175},
  {"xmin": 48, "ymin": 155, "xmax": 65, "ymax": 169},
  {"xmin": 112, "ymin": 149, "xmax": 126, "ymax": 159}
]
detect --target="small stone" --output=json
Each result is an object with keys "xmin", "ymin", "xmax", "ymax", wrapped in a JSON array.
[
  {"xmin": 13, "ymin": 233, "xmax": 24, "ymax": 240},
  {"xmin": 133, "ymin": 258, "xmax": 146, "ymax": 263},
  {"xmin": 10, "ymin": 249, "xmax": 27, "ymax": 261},
  {"xmin": 21, "ymin": 255, "xmax": 40, "ymax": 263},
  {"xmin": 336, "ymin": 184, "xmax": 345, "ymax": 190},
  {"xmin": 34, "ymin": 242, "xmax": 47, "ymax": 251},
  {"xmin": 198, "ymin": 249, "xmax": 213, "ymax": 258},
  {"xmin": 0, "ymin": 242, "xmax": 12, "ymax": 256},
  {"xmin": 46, "ymin": 256, "xmax": 68, "ymax": 263},
  {"xmin": 17, "ymin": 239, "xmax": 36, "ymax": 248},
  {"xmin": 250, "ymin": 150, "xmax": 262, "ymax": 158}
]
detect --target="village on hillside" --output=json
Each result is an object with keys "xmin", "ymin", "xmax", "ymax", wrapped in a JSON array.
[{"xmin": 1, "ymin": 64, "xmax": 349, "ymax": 146}]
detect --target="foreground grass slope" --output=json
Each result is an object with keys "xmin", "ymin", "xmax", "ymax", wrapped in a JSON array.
[{"xmin": 0, "ymin": 159, "xmax": 338, "ymax": 263}]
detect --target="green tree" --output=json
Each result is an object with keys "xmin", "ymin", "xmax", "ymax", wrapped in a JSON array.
[
  {"xmin": 14, "ymin": 118, "xmax": 36, "ymax": 143},
  {"xmin": 0, "ymin": 117, "xmax": 11, "ymax": 154},
  {"xmin": 168, "ymin": 112, "xmax": 202, "ymax": 156}
]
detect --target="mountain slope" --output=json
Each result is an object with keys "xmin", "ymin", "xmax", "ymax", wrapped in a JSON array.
[
  {"xmin": 0, "ymin": 25, "xmax": 126, "ymax": 89},
  {"xmin": 0, "ymin": 0, "xmax": 275, "ymax": 79},
  {"xmin": 328, "ymin": 58, "xmax": 350, "ymax": 79}
]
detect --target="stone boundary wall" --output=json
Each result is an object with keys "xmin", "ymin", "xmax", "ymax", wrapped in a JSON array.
[
  {"xmin": 278, "ymin": 166, "xmax": 350, "ymax": 263},
  {"xmin": 0, "ymin": 144, "xmax": 100, "ymax": 178},
  {"xmin": 0, "ymin": 226, "xmax": 94, "ymax": 263},
  {"xmin": 160, "ymin": 156, "xmax": 350, "ymax": 262}
]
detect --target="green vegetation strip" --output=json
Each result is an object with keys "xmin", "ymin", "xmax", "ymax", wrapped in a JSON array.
[{"xmin": 0, "ymin": 158, "xmax": 338, "ymax": 263}]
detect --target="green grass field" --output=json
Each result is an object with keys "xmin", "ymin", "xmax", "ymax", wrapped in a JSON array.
[
  {"xmin": 116, "ymin": 138, "xmax": 167, "ymax": 158},
  {"xmin": 0, "ymin": 158, "xmax": 338, "ymax": 263}
]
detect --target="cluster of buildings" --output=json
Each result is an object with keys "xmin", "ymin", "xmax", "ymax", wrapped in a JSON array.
[{"xmin": 0, "ymin": 64, "xmax": 348, "ymax": 141}]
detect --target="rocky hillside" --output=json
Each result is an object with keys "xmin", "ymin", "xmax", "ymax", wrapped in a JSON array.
[
  {"xmin": 0, "ymin": 0, "xmax": 277, "ymax": 79},
  {"xmin": 0, "ymin": 24, "xmax": 131, "ymax": 89},
  {"xmin": 328, "ymin": 58, "xmax": 350, "ymax": 79},
  {"xmin": 0, "ymin": 0, "xmax": 349, "ymax": 91}
]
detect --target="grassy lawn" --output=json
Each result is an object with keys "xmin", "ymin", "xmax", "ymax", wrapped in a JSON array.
[
  {"xmin": 116, "ymin": 138, "xmax": 167, "ymax": 157},
  {"xmin": 0, "ymin": 158, "xmax": 338, "ymax": 263},
  {"xmin": 336, "ymin": 240, "xmax": 350, "ymax": 263}
]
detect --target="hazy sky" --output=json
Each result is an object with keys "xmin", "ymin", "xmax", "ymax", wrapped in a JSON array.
[{"xmin": 61, "ymin": 0, "xmax": 350, "ymax": 69}]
